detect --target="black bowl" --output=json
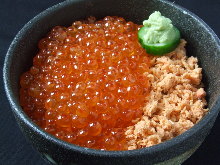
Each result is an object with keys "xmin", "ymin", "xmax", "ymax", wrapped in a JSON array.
[{"xmin": 3, "ymin": 0, "xmax": 220, "ymax": 164}]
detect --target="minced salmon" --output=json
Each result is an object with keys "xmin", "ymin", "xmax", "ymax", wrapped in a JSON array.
[{"xmin": 125, "ymin": 40, "xmax": 208, "ymax": 150}]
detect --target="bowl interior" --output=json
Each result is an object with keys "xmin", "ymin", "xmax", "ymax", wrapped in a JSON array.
[{"xmin": 4, "ymin": 0, "xmax": 220, "ymax": 157}]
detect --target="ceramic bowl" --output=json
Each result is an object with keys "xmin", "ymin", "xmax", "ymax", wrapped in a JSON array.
[{"xmin": 3, "ymin": 0, "xmax": 220, "ymax": 164}]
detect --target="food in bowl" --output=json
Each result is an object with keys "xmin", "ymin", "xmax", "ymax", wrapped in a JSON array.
[{"xmin": 19, "ymin": 12, "xmax": 208, "ymax": 151}]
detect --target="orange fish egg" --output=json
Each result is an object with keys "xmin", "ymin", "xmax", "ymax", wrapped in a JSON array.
[{"xmin": 20, "ymin": 16, "xmax": 150, "ymax": 150}]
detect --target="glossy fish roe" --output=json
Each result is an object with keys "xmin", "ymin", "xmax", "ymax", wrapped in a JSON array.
[{"xmin": 20, "ymin": 16, "xmax": 150, "ymax": 150}]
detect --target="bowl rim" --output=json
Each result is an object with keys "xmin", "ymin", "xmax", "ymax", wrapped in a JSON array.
[{"xmin": 3, "ymin": 0, "xmax": 220, "ymax": 158}]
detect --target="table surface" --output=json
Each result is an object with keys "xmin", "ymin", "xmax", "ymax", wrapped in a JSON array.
[{"xmin": 0, "ymin": 0, "xmax": 220, "ymax": 164}]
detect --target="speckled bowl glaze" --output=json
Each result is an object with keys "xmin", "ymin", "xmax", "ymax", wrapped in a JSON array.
[{"xmin": 3, "ymin": 0, "xmax": 220, "ymax": 164}]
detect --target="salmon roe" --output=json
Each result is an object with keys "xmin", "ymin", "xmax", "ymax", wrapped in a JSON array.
[{"xmin": 20, "ymin": 16, "xmax": 150, "ymax": 150}]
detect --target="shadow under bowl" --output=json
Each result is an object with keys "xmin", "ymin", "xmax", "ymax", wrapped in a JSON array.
[{"xmin": 3, "ymin": 0, "xmax": 220, "ymax": 164}]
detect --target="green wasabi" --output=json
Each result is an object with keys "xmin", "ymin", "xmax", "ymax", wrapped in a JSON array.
[{"xmin": 138, "ymin": 11, "xmax": 180, "ymax": 55}]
